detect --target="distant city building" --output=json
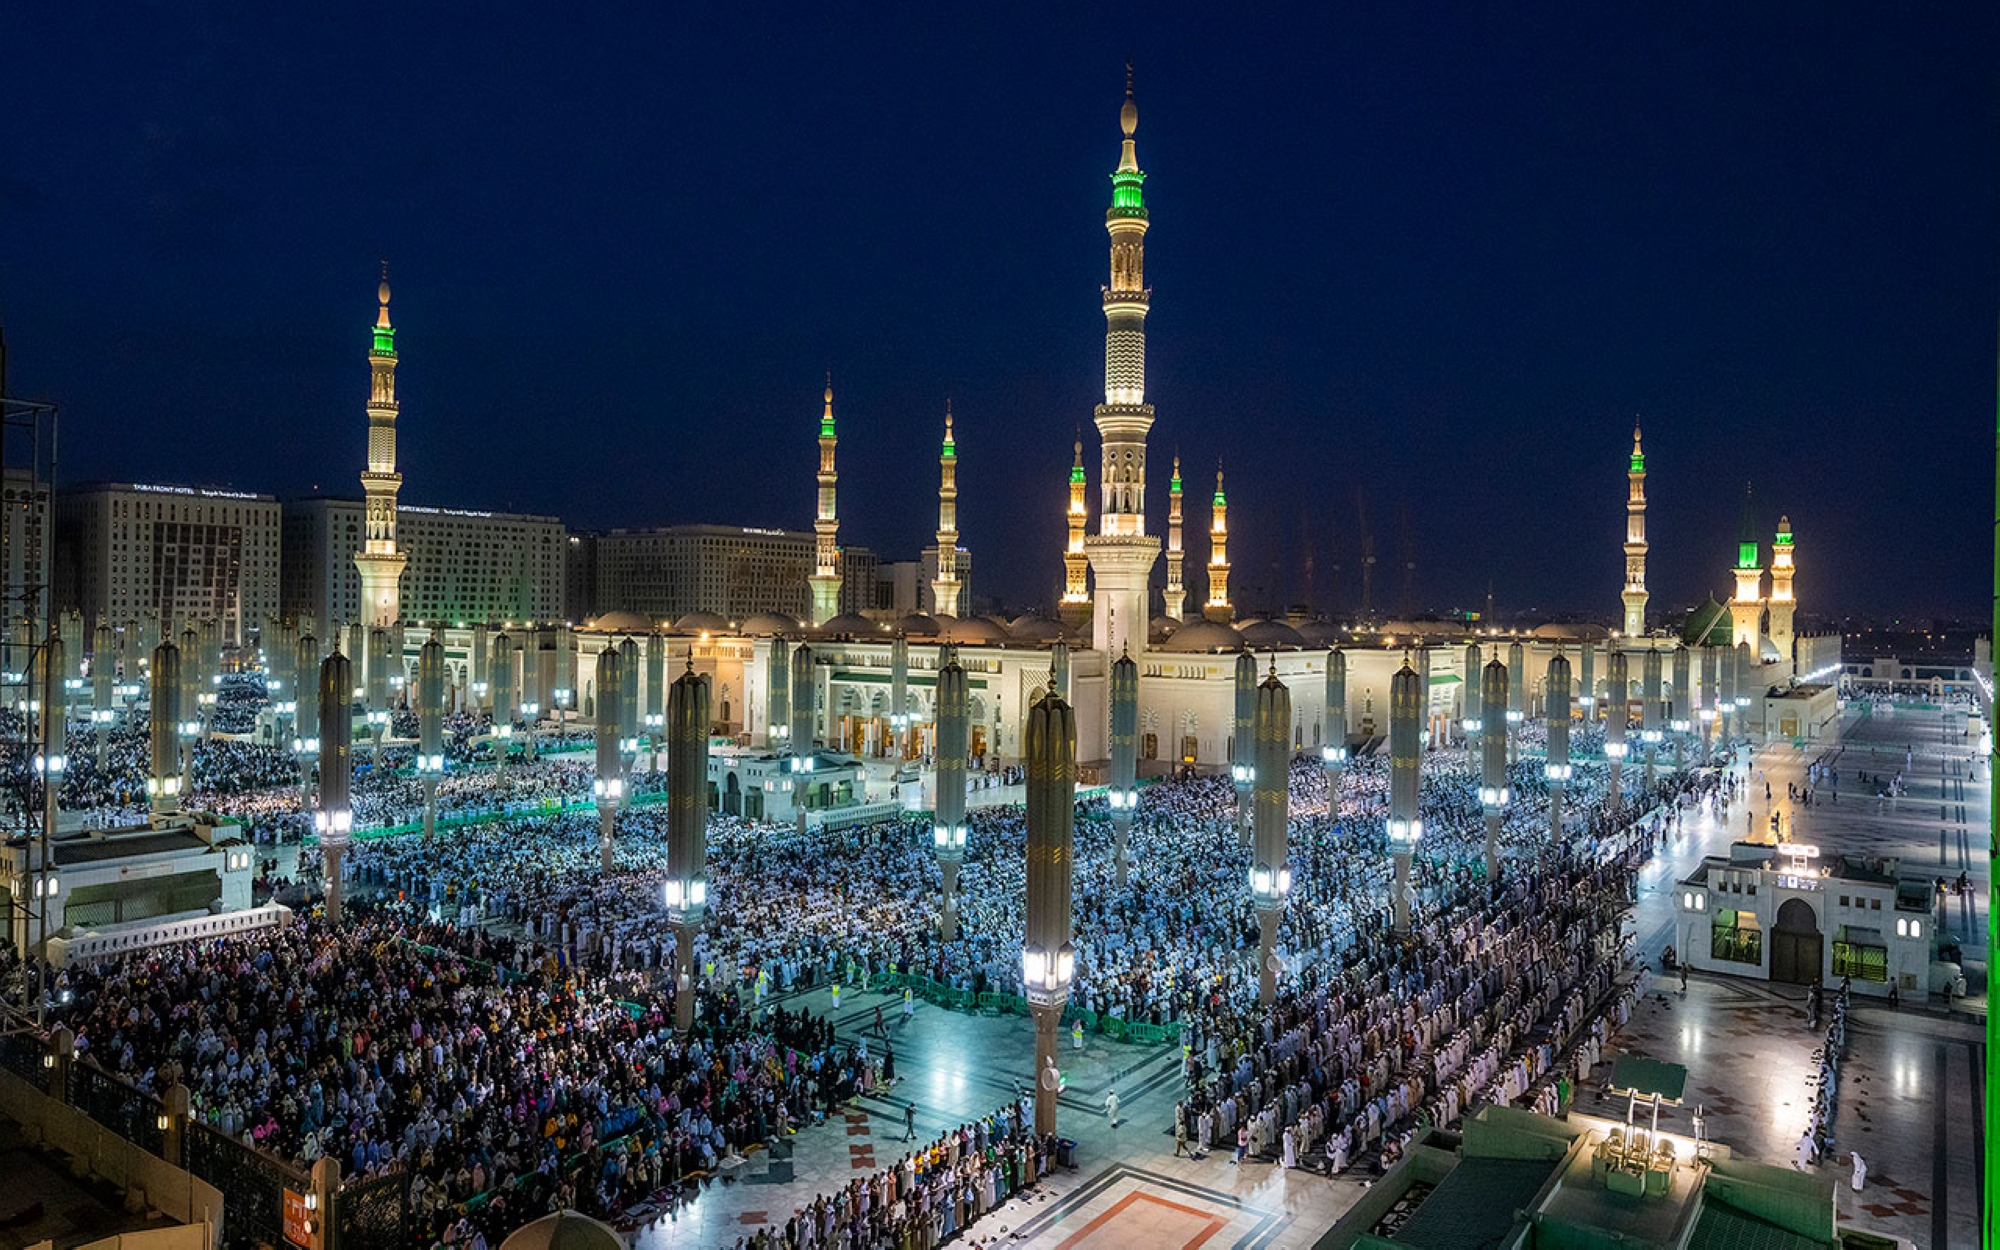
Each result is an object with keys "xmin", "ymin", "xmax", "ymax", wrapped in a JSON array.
[
  {"xmin": 281, "ymin": 497, "xmax": 565, "ymax": 627},
  {"xmin": 565, "ymin": 531, "xmax": 600, "ymax": 623},
  {"xmin": 590, "ymin": 525, "xmax": 876, "ymax": 625},
  {"xmin": 3, "ymin": 466, "xmax": 51, "ymax": 622},
  {"xmin": 54, "ymin": 481, "xmax": 281, "ymax": 645}
]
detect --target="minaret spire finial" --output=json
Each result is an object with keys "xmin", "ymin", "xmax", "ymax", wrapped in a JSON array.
[{"xmin": 1126, "ymin": 60, "xmax": 1134, "ymax": 97}]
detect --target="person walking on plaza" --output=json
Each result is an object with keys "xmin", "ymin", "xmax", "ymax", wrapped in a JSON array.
[
  {"xmin": 1104, "ymin": 1087, "xmax": 1119, "ymax": 1128},
  {"xmin": 903, "ymin": 1102, "xmax": 916, "ymax": 1142},
  {"xmin": 903, "ymin": 986, "xmax": 914, "ymax": 1021},
  {"xmin": 1850, "ymin": 1151, "xmax": 1867, "ymax": 1192},
  {"xmin": 1235, "ymin": 1123, "xmax": 1249, "ymax": 1165}
]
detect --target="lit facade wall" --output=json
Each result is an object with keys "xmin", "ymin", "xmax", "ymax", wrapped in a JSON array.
[
  {"xmin": 282, "ymin": 497, "xmax": 565, "ymax": 627},
  {"xmin": 56, "ymin": 482, "xmax": 281, "ymax": 646}
]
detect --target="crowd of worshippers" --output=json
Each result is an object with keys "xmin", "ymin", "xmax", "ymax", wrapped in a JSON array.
[
  {"xmin": 36, "ymin": 900, "xmax": 905, "ymax": 1245},
  {"xmin": 728, "ymin": 1100, "xmax": 1060, "ymax": 1250},
  {"xmin": 1174, "ymin": 844, "xmax": 1652, "ymax": 1175},
  {"xmin": 327, "ymin": 724, "xmax": 1709, "ymax": 1030},
  {"xmin": 5, "ymin": 672, "xmax": 1752, "ymax": 1247}
]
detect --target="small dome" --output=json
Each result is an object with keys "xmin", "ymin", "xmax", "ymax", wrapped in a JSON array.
[
  {"xmin": 1294, "ymin": 620, "xmax": 1339, "ymax": 647},
  {"xmin": 1530, "ymin": 622, "xmax": 1611, "ymax": 641},
  {"xmin": 1160, "ymin": 619, "xmax": 1247, "ymax": 654},
  {"xmin": 586, "ymin": 610, "xmax": 654, "ymax": 634},
  {"xmin": 817, "ymin": 612, "xmax": 883, "ymax": 637},
  {"xmin": 1009, "ymin": 615, "xmax": 1064, "ymax": 642},
  {"xmin": 671, "ymin": 611, "xmax": 730, "ymax": 634},
  {"xmin": 894, "ymin": 613, "xmax": 943, "ymax": 637},
  {"xmin": 1149, "ymin": 615, "xmax": 1183, "ymax": 642},
  {"xmin": 738, "ymin": 612, "xmax": 799, "ymax": 637},
  {"xmin": 1237, "ymin": 618, "xmax": 1306, "ymax": 649},
  {"xmin": 1759, "ymin": 636, "xmax": 1781, "ymax": 662},
  {"xmin": 499, "ymin": 1210, "xmax": 622, "ymax": 1250},
  {"xmin": 943, "ymin": 616, "xmax": 1009, "ymax": 645}
]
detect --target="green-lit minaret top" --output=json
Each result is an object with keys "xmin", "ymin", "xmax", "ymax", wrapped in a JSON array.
[
  {"xmin": 1111, "ymin": 61, "xmax": 1146, "ymax": 217},
  {"xmin": 1736, "ymin": 483, "xmax": 1760, "ymax": 570}
]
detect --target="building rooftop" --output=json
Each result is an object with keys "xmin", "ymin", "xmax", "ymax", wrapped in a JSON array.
[
  {"xmin": 1384, "ymin": 1156, "xmax": 1556, "ymax": 1248},
  {"xmin": 65, "ymin": 480, "xmax": 275, "ymax": 502},
  {"xmin": 50, "ymin": 829, "xmax": 210, "ymax": 865}
]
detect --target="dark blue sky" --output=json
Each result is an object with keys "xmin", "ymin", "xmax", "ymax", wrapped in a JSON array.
[{"xmin": 3, "ymin": 4, "xmax": 1994, "ymax": 619}]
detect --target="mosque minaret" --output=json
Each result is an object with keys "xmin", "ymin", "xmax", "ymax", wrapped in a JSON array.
[
  {"xmin": 1082, "ymin": 68, "xmax": 1161, "ymax": 657},
  {"xmin": 932, "ymin": 404, "xmax": 964, "ymax": 618},
  {"xmin": 1729, "ymin": 483, "xmax": 1765, "ymax": 653},
  {"xmin": 354, "ymin": 267, "xmax": 408, "ymax": 628},
  {"xmin": 1060, "ymin": 435, "xmax": 1090, "ymax": 622},
  {"xmin": 1164, "ymin": 454, "xmax": 1186, "ymax": 621},
  {"xmin": 1204, "ymin": 462, "xmax": 1231, "ymax": 624},
  {"xmin": 1621, "ymin": 421, "xmax": 1648, "ymax": 637},
  {"xmin": 808, "ymin": 377, "xmax": 843, "ymax": 626},
  {"xmin": 1768, "ymin": 515, "xmax": 1796, "ymax": 669}
]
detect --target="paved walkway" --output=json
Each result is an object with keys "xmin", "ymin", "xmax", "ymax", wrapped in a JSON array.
[{"xmin": 1600, "ymin": 702, "xmax": 1986, "ymax": 1249}]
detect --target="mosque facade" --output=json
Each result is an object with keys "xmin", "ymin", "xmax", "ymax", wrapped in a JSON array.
[{"xmin": 325, "ymin": 76, "xmax": 1830, "ymax": 776}]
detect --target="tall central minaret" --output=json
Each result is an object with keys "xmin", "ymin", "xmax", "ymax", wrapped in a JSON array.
[
  {"xmin": 1164, "ymin": 455, "xmax": 1186, "ymax": 620},
  {"xmin": 1060, "ymin": 435, "xmax": 1090, "ymax": 617},
  {"xmin": 354, "ymin": 266, "xmax": 408, "ymax": 627},
  {"xmin": 932, "ymin": 404, "xmax": 963, "ymax": 618},
  {"xmin": 1621, "ymin": 420, "xmax": 1648, "ymax": 637},
  {"xmin": 809, "ymin": 377, "xmax": 842, "ymax": 625},
  {"xmin": 1729, "ymin": 482, "xmax": 1765, "ymax": 653},
  {"xmin": 1083, "ymin": 66, "xmax": 1160, "ymax": 656},
  {"xmin": 1205, "ymin": 462, "xmax": 1232, "ymax": 623}
]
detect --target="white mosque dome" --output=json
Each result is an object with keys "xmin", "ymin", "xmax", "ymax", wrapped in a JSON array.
[
  {"xmin": 586, "ymin": 610, "xmax": 654, "ymax": 634},
  {"xmin": 817, "ymin": 612, "xmax": 884, "ymax": 637},
  {"xmin": 1237, "ymin": 619, "xmax": 1307, "ymax": 649},
  {"xmin": 1160, "ymin": 620, "xmax": 1247, "ymax": 654},
  {"xmin": 738, "ymin": 612, "xmax": 799, "ymax": 636},
  {"xmin": 671, "ymin": 611, "xmax": 731, "ymax": 634}
]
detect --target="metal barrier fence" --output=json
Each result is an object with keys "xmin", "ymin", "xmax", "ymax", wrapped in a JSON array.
[
  {"xmin": 68, "ymin": 1060, "xmax": 168, "ymax": 1159},
  {"xmin": 0, "ymin": 1029, "xmax": 46, "ymax": 1082},
  {"xmin": 336, "ymin": 1167, "xmax": 410, "ymax": 1250},
  {"xmin": 186, "ymin": 1120, "xmax": 310, "ymax": 1250}
]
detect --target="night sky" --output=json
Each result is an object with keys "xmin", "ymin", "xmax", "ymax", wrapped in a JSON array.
[{"xmin": 3, "ymin": 5, "xmax": 1994, "ymax": 620}]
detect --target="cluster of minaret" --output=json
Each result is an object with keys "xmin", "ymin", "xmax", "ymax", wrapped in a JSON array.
[
  {"xmin": 799, "ymin": 383, "xmax": 970, "ymax": 627},
  {"xmin": 1053, "ymin": 73, "xmax": 1237, "ymax": 633},
  {"xmin": 1616, "ymin": 429, "xmax": 1799, "ymax": 675},
  {"xmin": 1728, "ymin": 485, "xmax": 1799, "ymax": 668}
]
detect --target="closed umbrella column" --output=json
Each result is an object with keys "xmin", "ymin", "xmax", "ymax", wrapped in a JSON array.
[
  {"xmin": 1022, "ymin": 685, "xmax": 1076, "ymax": 1137},
  {"xmin": 1250, "ymin": 664, "xmax": 1291, "ymax": 1003},
  {"xmin": 935, "ymin": 649, "xmax": 969, "ymax": 938},
  {"xmin": 664, "ymin": 662, "xmax": 711, "ymax": 1035}
]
